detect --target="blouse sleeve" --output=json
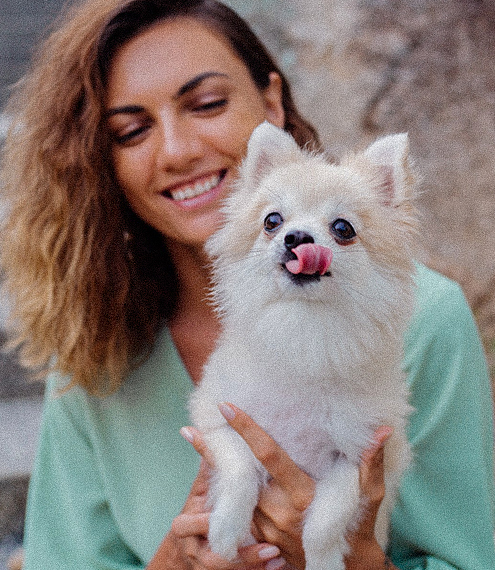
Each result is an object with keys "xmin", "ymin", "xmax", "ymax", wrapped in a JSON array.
[
  {"xmin": 22, "ymin": 377, "xmax": 144, "ymax": 570},
  {"xmin": 389, "ymin": 266, "xmax": 495, "ymax": 569}
]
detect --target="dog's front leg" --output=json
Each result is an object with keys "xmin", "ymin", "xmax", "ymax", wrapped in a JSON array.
[
  {"xmin": 303, "ymin": 457, "xmax": 360, "ymax": 570},
  {"xmin": 205, "ymin": 424, "xmax": 262, "ymax": 561}
]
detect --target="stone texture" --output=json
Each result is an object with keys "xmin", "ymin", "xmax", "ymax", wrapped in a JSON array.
[
  {"xmin": 0, "ymin": 334, "xmax": 43, "ymax": 400},
  {"xmin": 0, "ymin": 397, "xmax": 44, "ymax": 479},
  {"xmin": 0, "ymin": 477, "xmax": 28, "ymax": 542},
  {"xmin": 0, "ymin": 0, "xmax": 63, "ymax": 109}
]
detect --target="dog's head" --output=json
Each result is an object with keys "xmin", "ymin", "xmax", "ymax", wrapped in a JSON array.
[{"xmin": 206, "ymin": 122, "xmax": 418, "ymax": 319}]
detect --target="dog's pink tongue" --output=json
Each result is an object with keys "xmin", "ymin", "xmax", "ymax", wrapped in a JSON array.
[{"xmin": 285, "ymin": 243, "xmax": 333, "ymax": 275}]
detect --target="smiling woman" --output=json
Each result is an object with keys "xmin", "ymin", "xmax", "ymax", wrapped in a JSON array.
[{"xmin": 105, "ymin": 17, "xmax": 285, "ymax": 247}]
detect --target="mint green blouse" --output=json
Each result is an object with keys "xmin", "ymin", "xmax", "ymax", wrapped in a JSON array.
[{"xmin": 23, "ymin": 265, "xmax": 495, "ymax": 569}]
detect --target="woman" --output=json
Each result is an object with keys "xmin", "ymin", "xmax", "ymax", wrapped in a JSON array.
[{"xmin": 1, "ymin": 0, "xmax": 494, "ymax": 568}]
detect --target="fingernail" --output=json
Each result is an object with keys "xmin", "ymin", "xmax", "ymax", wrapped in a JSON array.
[
  {"xmin": 265, "ymin": 557, "xmax": 286, "ymax": 570},
  {"xmin": 180, "ymin": 427, "xmax": 194, "ymax": 443},
  {"xmin": 258, "ymin": 545, "xmax": 280, "ymax": 560},
  {"xmin": 218, "ymin": 402, "xmax": 236, "ymax": 421},
  {"xmin": 378, "ymin": 426, "xmax": 394, "ymax": 444}
]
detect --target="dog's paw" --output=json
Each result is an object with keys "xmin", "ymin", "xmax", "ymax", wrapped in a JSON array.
[
  {"xmin": 304, "ymin": 548, "xmax": 345, "ymax": 570},
  {"xmin": 303, "ymin": 526, "xmax": 348, "ymax": 570},
  {"xmin": 208, "ymin": 508, "xmax": 250, "ymax": 561}
]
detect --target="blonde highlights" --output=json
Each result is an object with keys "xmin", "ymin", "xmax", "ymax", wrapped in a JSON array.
[{"xmin": 1, "ymin": 0, "xmax": 176, "ymax": 394}]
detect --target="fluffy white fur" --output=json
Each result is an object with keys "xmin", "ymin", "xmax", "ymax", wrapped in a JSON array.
[{"xmin": 189, "ymin": 122, "xmax": 418, "ymax": 570}]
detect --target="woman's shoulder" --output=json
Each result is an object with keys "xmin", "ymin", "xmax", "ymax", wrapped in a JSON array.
[
  {"xmin": 404, "ymin": 263, "xmax": 490, "ymax": 424},
  {"xmin": 408, "ymin": 263, "xmax": 477, "ymax": 343},
  {"xmin": 413, "ymin": 262, "xmax": 466, "ymax": 311}
]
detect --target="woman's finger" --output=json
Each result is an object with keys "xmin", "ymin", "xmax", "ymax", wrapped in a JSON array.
[
  {"xmin": 176, "ymin": 460, "xmax": 211, "ymax": 523},
  {"xmin": 180, "ymin": 426, "xmax": 217, "ymax": 467},
  {"xmin": 218, "ymin": 402, "xmax": 314, "ymax": 511},
  {"xmin": 186, "ymin": 459, "xmax": 210, "ymax": 500},
  {"xmin": 359, "ymin": 426, "xmax": 393, "ymax": 503},
  {"xmin": 252, "ymin": 506, "xmax": 305, "ymax": 569},
  {"xmin": 361, "ymin": 426, "xmax": 393, "ymax": 464},
  {"xmin": 198, "ymin": 539, "xmax": 286, "ymax": 570},
  {"xmin": 238, "ymin": 543, "xmax": 286, "ymax": 569},
  {"xmin": 172, "ymin": 512, "xmax": 210, "ymax": 538}
]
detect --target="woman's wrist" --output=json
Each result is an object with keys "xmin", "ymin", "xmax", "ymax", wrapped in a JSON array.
[
  {"xmin": 146, "ymin": 530, "xmax": 187, "ymax": 570},
  {"xmin": 345, "ymin": 539, "xmax": 398, "ymax": 570}
]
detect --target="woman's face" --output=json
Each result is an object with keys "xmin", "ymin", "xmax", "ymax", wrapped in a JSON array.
[{"xmin": 105, "ymin": 17, "xmax": 285, "ymax": 248}]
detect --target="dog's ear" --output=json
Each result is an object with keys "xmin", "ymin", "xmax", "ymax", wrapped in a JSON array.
[
  {"xmin": 363, "ymin": 133, "xmax": 415, "ymax": 206},
  {"xmin": 241, "ymin": 121, "xmax": 301, "ymax": 186}
]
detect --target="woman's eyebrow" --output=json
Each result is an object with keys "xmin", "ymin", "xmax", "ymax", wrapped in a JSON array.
[
  {"xmin": 106, "ymin": 104, "xmax": 143, "ymax": 117},
  {"xmin": 175, "ymin": 71, "xmax": 229, "ymax": 98},
  {"xmin": 105, "ymin": 72, "xmax": 229, "ymax": 117}
]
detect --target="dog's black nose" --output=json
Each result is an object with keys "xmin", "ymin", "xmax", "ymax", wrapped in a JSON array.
[{"xmin": 284, "ymin": 231, "xmax": 314, "ymax": 250}]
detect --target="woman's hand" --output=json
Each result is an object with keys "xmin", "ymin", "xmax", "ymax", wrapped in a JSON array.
[{"xmin": 147, "ymin": 457, "xmax": 286, "ymax": 570}]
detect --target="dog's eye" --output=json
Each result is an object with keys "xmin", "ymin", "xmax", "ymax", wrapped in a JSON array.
[
  {"xmin": 264, "ymin": 212, "xmax": 284, "ymax": 233},
  {"xmin": 331, "ymin": 218, "xmax": 356, "ymax": 243}
]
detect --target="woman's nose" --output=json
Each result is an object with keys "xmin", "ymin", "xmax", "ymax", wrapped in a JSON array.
[{"xmin": 156, "ymin": 115, "xmax": 203, "ymax": 171}]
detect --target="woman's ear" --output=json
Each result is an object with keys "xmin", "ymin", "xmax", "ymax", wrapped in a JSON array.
[{"xmin": 262, "ymin": 72, "xmax": 285, "ymax": 129}]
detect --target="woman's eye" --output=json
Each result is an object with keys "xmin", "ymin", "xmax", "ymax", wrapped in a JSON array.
[
  {"xmin": 331, "ymin": 218, "xmax": 356, "ymax": 243},
  {"xmin": 264, "ymin": 212, "xmax": 284, "ymax": 233},
  {"xmin": 113, "ymin": 124, "xmax": 150, "ymax": 146},
  {"xmin": 193, "ymin": 98, "xmax": 228, "ymax": 113}
]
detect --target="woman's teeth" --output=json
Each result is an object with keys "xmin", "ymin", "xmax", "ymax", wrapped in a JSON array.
[{"xmin": 169, "ymin": 174, "xmax": 221, "ymax": 201}]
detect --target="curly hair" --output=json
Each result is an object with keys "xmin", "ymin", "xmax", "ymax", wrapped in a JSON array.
[{"xmin": 0, "ymin": 0, "xmax": 320, "ymax": 395}]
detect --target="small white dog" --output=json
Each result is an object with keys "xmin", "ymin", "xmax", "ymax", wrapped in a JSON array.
[{"xmin": 190, "ymin": 122, "xmax": 418, "ymax": 570}]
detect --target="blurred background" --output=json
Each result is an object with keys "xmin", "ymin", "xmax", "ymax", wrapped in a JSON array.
[{"xmin": 1, "ymin": 0, "xmax": 495, "ymax": 567}]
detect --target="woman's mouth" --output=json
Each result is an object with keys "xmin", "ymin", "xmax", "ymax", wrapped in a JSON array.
[{"xmin": 166, "ymin": 171, "xmax": 227, "ymax": 202}]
